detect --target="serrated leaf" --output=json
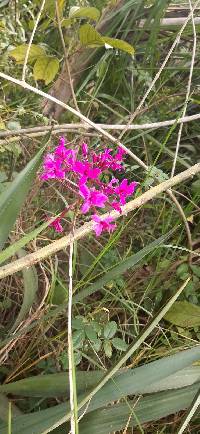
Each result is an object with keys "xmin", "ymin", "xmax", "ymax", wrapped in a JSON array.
[
  {"xmin": 165, "ymin": 301, "xmax": 200, "ymax": 328},
  {"xmin": 73, "ymin": 330, "xmax": 85, "ymax": 349},
  {"xmin": 102, "ymin": 36, "xmax": 134, "ymax": 55},
  {"xmin": 103, "ymin": 321, "xmax": 117, "ymax": 339},
  {"xmin": 93, "ymin": 339, "xmax": 102, "ymax": 352},
  {"xmin": 85, "ymin": 325, "xmax": 97, "ymax": 342},
  {"xmin": 112, "ymin": 337, "xmax": 128, "ymax": 352},
  {"xmin": 0, "ymin": 146, "xmax": 45, "ymax": 250},
  {"xmin": 103, "ymin": 340, "xmax": 112, "ymax": 358},
  {"xmin": 72, "ymin": 317, "xmax": 84, "ymax": 330},
  {"xmin": 10, "ymin": 249, "xmax": 38, "ymax": 332},
  {"xmin": 9, "ymin": 44, "xmax": 45, "ymax": 64},
  {"xmin": 33, "ymin": 56, "xmax": 59, "ymax": 85},
  {"xmin": 69, "ymin": 7, "xmax": 100, "ymax": 21},
  {"xmin": 79, "ymin": 23, "xmax": 103, "ymax": 47}
]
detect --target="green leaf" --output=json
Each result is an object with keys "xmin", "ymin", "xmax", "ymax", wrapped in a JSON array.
[
  {"xmin": 93, "ymin": 339, "xmax": 102, "ymax": 352},
  {"xmin": 9, "ymin": 44, "xmax": 45, "ymax": 64},
  {"xmin": 69, "ymin": 7, "xmax": 100, "ymax": 21},
  {"xmin": 0, "ymin": 349, "xmax": 200, "ymax": 399},
  {"xmin": 102, "ymin": 36, "xmax": 134, "ymax": 55},
  {"xmin": 165, "ymin": 301, "xmax": 200, "ymax": 328},
  {"xmin": 103, "ymin": 340, "xmax": 112, "ymax": 358},
  {"xmin": 74, "ymin": 228, "xmax": 176, "ymax": 303},
  {"xmin": 111, "ymin": 338, "xmax": 128, "ymax": 352},
  {"xmin": 0, "ymin": 393, "xmax": 21, "ymax": 422},
  {"xmin": 79, "ymin": 23, "xmax": 103, "ymax": 47},
  {"xmin": 52, "ymin": 285, "xmax": 67, "ymax": 305},
  {"xmin": 103, "ymin": 321, "xmax": 117, "ymax": 339},
  {"xmin": 176, "ymin": 263, "xmax": 189, "ymax": 278},
  {"xmin": 72, "ymin": 317, "xmax": 84, "ymax": 330},
  {"xmin": 0, "ymin": 146, "xmax": 45, "ymax": 250},
  {"xmin": 73, "ymin": 330, "xmax": 85, "ymax": 349},
  {"xmin": 10, "ymin": 249, "xmax": 38, "ymax": 332},
  {"xmin": 192, "ymin": 179, "xmax": 200, "ymax": 195},
  {"xmin": 0, "ymin": 219, "xmax": 54, "ymax": 265},
  {"xmin": 190, "ymin": 265, "xmax": 200, "ymax": 278},
  {"xmin": 33, "ymin": 56, "xmax": 59, "ymax": 85},
  {"xmin": 78, "ymin": 384, "xmax": 200, "ymax": 434},
  {"xmin": 85, "ymin": 325, "xmax": 97, "ymax": 342}
]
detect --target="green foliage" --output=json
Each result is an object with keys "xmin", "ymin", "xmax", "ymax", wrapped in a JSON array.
[
  {"xmin": 33, "ymin": 56, "xmax": 59, "ymax": 85},
  {"xmin": 69, "ymin": 6, "xmax": 100, "ymax": 21},
  {"xmin": 10, "ymin": 249, "xmax": 38, "ymax": 332},
  {"xmin": 79, "ymin": 23, "xmax": 135, "ymax": 55},
  {"xmin": 0, "ymin": 146, "xmax": 45, "ymax": 250},
  {"xmin": 9, "ymin": 44, "xmax": 45, "ymax": 64},
  {"xmin": 165, "ymin": 301, "xmax": 200, "ymax": 328}
]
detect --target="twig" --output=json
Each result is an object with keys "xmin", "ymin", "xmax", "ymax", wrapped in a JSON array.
[
  {"xmin": 2, "ymin": 109, "xmax": 200, "ymax": 138},
  {"xmin": 22, "ymin": 0, "xmax": 46, "ymax": 82},
  {"xmin": 119, "ymin": 0, "xmax": 200, "ymax": 139},
  {"xmin": 171, "ymin": 0, "xmax": 197, "ymax": 177},
  {"xmin": 68, "ymin": 238, "xmax": 78, "ymax": 434},
  {"xmin": 0, "ymin": 162, "xmax": 199, "ymax": 280},
  {"xmin": 55, "ymin": 1, "xmax": 80, "ymax": 113}
]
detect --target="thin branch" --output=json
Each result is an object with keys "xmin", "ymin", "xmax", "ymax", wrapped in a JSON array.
[
  {"xmin": 0, "ymin": 162, "xmax": 199, "ymax": 280},
  {"xmin": 68, "ymin": 239, "xmax": 78, "ymax": 434},
  {"xmin": 22, "ymin": 0, "xmax": 46, "ymax": 82},
  {"xmin": 119, "ymin": 0, "xmax": 200, "ymax": 139},
  {"xmin": 2, "ymin": 109, "xmax": 200, "ymax": 138},
  {"xmin": 171, "ymin": 0, "xmax": 197, "ymax": 177}
]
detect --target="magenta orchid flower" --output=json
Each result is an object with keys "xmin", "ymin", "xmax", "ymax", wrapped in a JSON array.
[
  {"xmin": 40, "ymin": 137, "xmax": 138, "ymax": 237},
  {"xmin": 79, "ymin": 184, "xmax": 108, "ymax": 213},
  {"xmin": 40, "ymin": 154, "xmax": 65, "ymax": 180},
  {"xmin": 92, "ymin": 214, "xmax": 116, "ymax": 236},
  {"xmin": 73, "ymin": 161, "xmax": 101, "ymax": 182},
  {"xmin": 49, "ymin": 217, "xmax": 63, "ymax": 233},
  {"xmin": 114, "ymin": 179, "xmax": 138, "ymax": 205}
]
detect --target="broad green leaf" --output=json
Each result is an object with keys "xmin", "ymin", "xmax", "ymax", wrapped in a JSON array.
[
  {"xmin": 78, "ymin": 384, "xmax": 200, "ymax": 434},
  {"xmin": 74, "ymin": 228, "xmax": 176, "ymax": 303},
  {"xmin": 111, "ymin": 337, "xmax": 128, "ymax": 352},
  {"xmin": 0, "ymin": 146, "xmax": 45, "ymax": 250},
  {"xmin": 85, "ymin": 325, "xmax": 97, "ymax": 342},
  {"xmin": 103, "ymin": 321, "xmax": 117, "ymax": 339},
  {"xmin": 164, "ymin": 301, "xmax": 200, "ymax": 328},
  {"xmin": 0, "ymin": 349, "xmax": 200, "ymax": 398},
  {"xmin": 103, "ymin": 36, "xmax": 134, "ymax": 55},
  {"xmin": 9, "ymin": 44, "xmax": 45, "ymax": 64},
  {"xmin": 10, "ymin": 249, "xmax": 38, "ymax": 332},
  {"xmin": 79, "ymin": 23, "xmax": 103, "ymax": 47},
  {"xmin": 52, "ymin": 285, "xmax": 68, "ymax": 305},
  {"xmin": 0, "ymin": 394, "xmax": 21, "ymax": 422},
  {"xmin": 0, "ymin": 219, "xmax": 53, "ymax": 265},
  {"xmin": 69, "ymin": 7, "xmax": 100, "ymax": 21},
  {"xmin": 33, "ymin": 56, "xmax": 59, "ymax": 85}
]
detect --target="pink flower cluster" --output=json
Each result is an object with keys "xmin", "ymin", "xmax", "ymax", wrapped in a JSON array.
[{"xmin": 40, "ymin": 137, "xmax": 138, "ymax": 236}]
